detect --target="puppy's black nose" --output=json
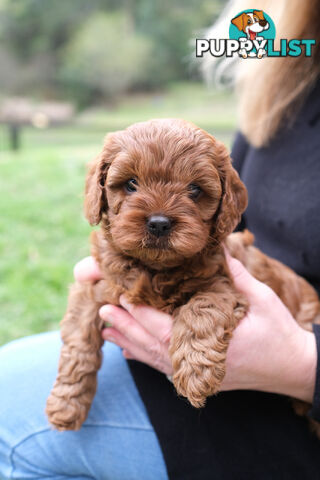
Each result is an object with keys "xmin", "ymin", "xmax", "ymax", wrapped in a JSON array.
[
  {"xmin": 147, "ymin": 215, "xmax": 172, "ymax": 238},
  {"xmin": 259, "ymin": 19, "xmax": 267, "ymax": 26}
]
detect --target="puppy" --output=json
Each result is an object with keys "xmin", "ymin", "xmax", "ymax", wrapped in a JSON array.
[
  {"xmin": 46, "ymin": 119, "xmax": 320, "ymax": 433},
  {"xmin": 231, "ymin": 10, "xmax": 269, "ymax": 58}
]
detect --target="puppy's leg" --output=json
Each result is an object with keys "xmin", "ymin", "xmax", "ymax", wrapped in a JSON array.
[
  {"xmin": 46, "ymin": 280, "xmax": 113, "ymax": 430},
  {"xmin": 170, "ymin": 285, "xmax": 247, "ymax": 408}
]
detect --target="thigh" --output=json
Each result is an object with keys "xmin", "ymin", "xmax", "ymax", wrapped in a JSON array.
[{"xmin": 0, "ymin": 332, "xmax": 168, "ymax": 480}]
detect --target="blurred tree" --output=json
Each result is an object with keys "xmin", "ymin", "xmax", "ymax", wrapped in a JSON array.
[
  {"xmin": 0, "ymin": 0, "xmax": 99, "ymax": 97},
  {"xmin": 59, "ymin": 12, "xmax": 152, "ymax": 104},
  {"xmin": 0, "ymin": 0, "xmax": 99, "ymax": 58},
  {"xmin": 0, "ymin": 0, "xmax": 224, "ymax": 105},
  {"xmin": 133, "ymin": 0, "xmax": 223, "ymax": 87}
]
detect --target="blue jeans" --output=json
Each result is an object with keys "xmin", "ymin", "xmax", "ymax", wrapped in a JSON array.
[{"xmin": 0, "ymin": 332, "xmax": 168, "ymax": 480}]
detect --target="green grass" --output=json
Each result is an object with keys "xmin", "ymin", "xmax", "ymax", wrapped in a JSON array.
[{"xmin": 0, "ymin": 82, "xmax": 236, "ymax": 346}]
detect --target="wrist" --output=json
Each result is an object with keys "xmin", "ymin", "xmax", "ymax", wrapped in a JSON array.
[{"xmin": 279, "ymin": 328, "xmax": 317, "ymax": 403}]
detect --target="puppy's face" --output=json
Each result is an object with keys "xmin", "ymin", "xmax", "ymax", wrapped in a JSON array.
[{"xmin": 85, "ymin": 119, "xmax": 247, "ymax": 268}]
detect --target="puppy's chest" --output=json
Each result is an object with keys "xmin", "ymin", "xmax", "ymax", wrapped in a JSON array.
[
  {"xmin": 94, "ymin": 234, "xmax": 218, "ymax": 313},
  {"xmin": 106, "ymin": 265, "xmax": 207, "ymax": 314}
]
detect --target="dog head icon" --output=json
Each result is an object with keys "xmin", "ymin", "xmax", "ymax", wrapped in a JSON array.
[{"xmin": 231, "ymin": 10, "xmax": 269, "ymax": 41}]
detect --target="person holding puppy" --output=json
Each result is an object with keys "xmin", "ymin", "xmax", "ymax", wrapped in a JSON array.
[{"xmin": 1, "ymin": 1, "xmax": 320, "ymax": 478}]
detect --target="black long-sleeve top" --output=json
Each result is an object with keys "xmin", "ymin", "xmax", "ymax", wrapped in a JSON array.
[{"xmin": 128, "ymin": 80, "xmax": 320, "ymax": 479}]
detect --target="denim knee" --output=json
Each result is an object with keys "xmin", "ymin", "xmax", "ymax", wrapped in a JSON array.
[{"xmin": 0, "ymin": 333, "xmax": 168, "ymax": 480}]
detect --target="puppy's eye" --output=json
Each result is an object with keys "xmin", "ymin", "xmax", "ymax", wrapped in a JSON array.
[
  {"xmin": 125, "ymin": 178, "xmax": 138, "ymax": 193},
  {"xmin": 247, "ymin": 18, "xmax": 252, "ymax": 24},
  {"xmin": 188, "ymin": 183, "xmax": 202, "ymax": 200}
]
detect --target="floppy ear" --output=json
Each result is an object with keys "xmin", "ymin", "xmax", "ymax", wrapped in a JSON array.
[
  {"xmin": 213, "ymin": 143, "xmax": 248, "ymax": 242},
  {"xmin": 231, "ymin": 13, "xmax": 245, "ymax": 31},
  {"xmin": 84, "ymin": 134, "xmax": 114, "ymax": 225},
  {"xmin": 253, "ymin": 10, "xmax": 265, "ymax": 21}
]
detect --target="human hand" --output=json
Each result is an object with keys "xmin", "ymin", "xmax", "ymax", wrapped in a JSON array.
[
  {"xmin": 74, "ymin": 255, "xmax": 317, "ymax": 402},
  {"xmin": 222, "ymin": 250, "xmax": 317, "ymax": 403}
]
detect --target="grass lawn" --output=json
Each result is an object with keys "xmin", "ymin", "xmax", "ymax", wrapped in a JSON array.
[{"xmin": 0, "ymin": 82, "xmax": 236, "ymax": 346}]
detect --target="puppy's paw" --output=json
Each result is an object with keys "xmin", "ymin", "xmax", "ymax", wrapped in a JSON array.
[{"xmin": 171, "ymin": 344, "xmax": 225, "ymax": 408}]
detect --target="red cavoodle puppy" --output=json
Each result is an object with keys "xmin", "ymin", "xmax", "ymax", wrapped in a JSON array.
[{"xmin": 46, "ymin": 119, "xmax": 320, "ymax": 432}]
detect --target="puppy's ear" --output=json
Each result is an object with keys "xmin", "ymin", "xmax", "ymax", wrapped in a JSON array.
[
  {"xmin": 213, "ymin": 142, "xmax": 248, "ymax": 242},
  {"xmin": 84, "ymin": 134, "xmax": 114, "ymax": 225},
  {"xmin": 253, "ymin": 10, "xmax": 265, "ymax": 21},
  {"xmin": 231, "ymin": 13, "xmax": 245, "ymax": 31}
]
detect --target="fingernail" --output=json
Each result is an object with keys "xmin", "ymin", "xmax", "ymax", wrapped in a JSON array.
[
  {"xmin": 99, "ymin": 306, "xmax": 113, "ymax": 326},
  {"xmin": 119, "ymin": 295, "xmax": 131, "ymax": 311},
  {"xmin": 99, "ymin": 305, "xmax": 111, "ymax": 317}
]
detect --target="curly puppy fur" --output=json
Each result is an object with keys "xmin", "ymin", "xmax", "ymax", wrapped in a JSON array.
[{"xmin": 46, "ymin": 119, "xmax": 320, "ymax": 432}]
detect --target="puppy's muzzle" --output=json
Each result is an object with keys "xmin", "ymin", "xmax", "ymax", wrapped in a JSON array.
[{"xmin": 147, "ymin": 215, "xmax": 172, "ymax": 238}]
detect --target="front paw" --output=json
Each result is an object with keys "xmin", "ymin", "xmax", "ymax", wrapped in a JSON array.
[{"xmin": 170, "ymin": 344, "xmax": 225, "ymax": 408}]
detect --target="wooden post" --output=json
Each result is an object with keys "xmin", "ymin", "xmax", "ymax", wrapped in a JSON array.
[{"xmin": 9, "ymin": 124, "xmax": 20, "ymax": 151}]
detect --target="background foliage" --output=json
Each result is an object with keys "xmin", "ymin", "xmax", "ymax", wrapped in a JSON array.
[{"xmin": 0, "ymin": 0, "xmax": 223, "ymax": 104}]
